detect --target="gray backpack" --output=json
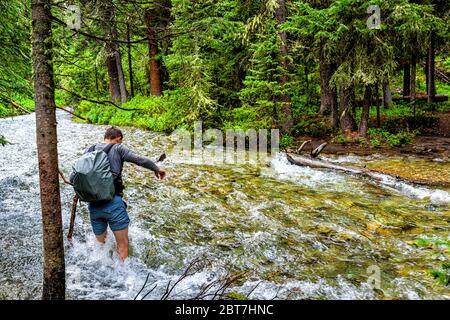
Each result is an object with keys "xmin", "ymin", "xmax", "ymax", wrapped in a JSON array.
[{"xmin": 70, "ymin": 144, "xmax": 115, "ymax": 202}]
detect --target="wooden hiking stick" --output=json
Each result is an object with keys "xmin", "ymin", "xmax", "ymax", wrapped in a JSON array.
[
  {"xmin": 67, "ymin": 194, "xmax": 78, "ymax": 241},
  {"xmin": 58, "ymin": 168, "xmax": 78, "ymax": 241}
]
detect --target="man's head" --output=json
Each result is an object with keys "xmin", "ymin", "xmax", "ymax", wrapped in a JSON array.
[{"xmin": 104, "ymin": 126, "xmax": 123, "ymax": 144}]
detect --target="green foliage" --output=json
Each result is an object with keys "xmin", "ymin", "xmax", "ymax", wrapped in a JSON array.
[
  {"xmin": 76, "ymin": 92, "xmax": 203, "ymax": 133},
  {"xmin": 0, "ymin": 0, "xmax": 33, "ymax": 117},
  {"xmin": 0, "ymin": 92, "xmax": 35, "ymax": 118},
  {"xmin": 292, "ymin": 115, "xmax": 331, "ymax": 137},
  {"xmin": 367, "ymin": 128, "xmax": 416, "ymax": 147},
  {"xmin": 0, "ymin": 135, "xmax": 10, "ymax": 146},
  {"xmin": 409, "ymin": 237, "xmax": 450, "ymax": 249},
  {"xmin": 332, "ymin": 132, "xmax": 364, "ymax": 145},
  {"xmin": 2, "ymin": 0, "xmax": 449, "ymax": 143},
  {"xmin": 225, "ymin": 291, "xmax": 249, "ymax": 300},
  {"xmin": 369, "ymin": 137, "xmax": 381, "ymax": 148},
  {"xmin": 280, "ymin": 134, "xmax": 294, "ymax": 149},
  {"xmin": 429, "ymin": 268, "xmax": 450, "ymax": 286},
  {"xmin": 409, "ymin": 237, "xmax": 450, "ymax": 287},
  {"xmin": 0, "ymin": 0, "xmax": 32, "ymax": 95}
]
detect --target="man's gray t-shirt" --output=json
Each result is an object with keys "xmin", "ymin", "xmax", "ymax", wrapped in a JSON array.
[{"xmin": 85, "ymin": 143, "xmax": 159, "ymax": 180}]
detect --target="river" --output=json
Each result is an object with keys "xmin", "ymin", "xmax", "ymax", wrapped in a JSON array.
[{"xmin": 0, "ymin": 111, "xmax": 449, "ymax": 299}]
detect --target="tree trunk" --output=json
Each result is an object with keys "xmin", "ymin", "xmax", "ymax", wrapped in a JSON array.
[
  {"xmin": 105, "ymin": 47, "xmax": 121, "ymax": 102},
  {"xmin": 31, "ymin": 0, "xmax": 65, "ymax": 300},
  {"xmin": 126, "ymin": 22, "xmax": 135, "ymax": 98},
  {"xmin": 427, "ymin": 30, "xmax": 436, "ymax": 104},
  {"xmin": 305, "ymin": 65, "xmax": 309, "ymax": 106},
  {"xmin": 159, "ymin": 0, "xmax": 173, "ymax": 88},
  {"xmin": 403, "ymin": 63, "xmax": 411, "ymax": 97},
  {"xmin": 160, "ymin": 0, "xmax": 173, "ymax": 55},
  {"xmin": 319, "ymin": 44, "xmax": 336, "ymax": 116},
  {"xmin": 275, "ymin": 0, "xmax": 293, "ymax": 132},
  {"xmin": 339, "ymin": 82, "xmax": 356, "ymax": 133},
  {"xmin": 100, "ymin": 1, "xmax": 127, "ymax": 103},
  {"xmin": 94, "ymin": 62, "xmax": 99, "ymax": 96},
  {"xmin": 359, "ymin": 85, "xmax": 372, "ymax": 137},
  {"xmin": 375, "ymin": 83, "xmax": 381, "ymax": 128},
  {"xmin": 330, "ymin": 88, "xmax": 339, "ymax": 130},
  {"xmin": 382, "ymin": 78, "xmax": 392, "ymax": 108},
  {"xmin": 425, "ymin": 59, "xmax": 429, "ymax": 98},
  {"xmin": 145, "ymin": 9, "xmax": 163, "ymax": 96},
  {"xmin": 115, "ymin": 51, "xmax": 127, "ymax": 103},
  {"xmin": 411, "ymin": 52, "xmax": 417, "ymax": 127}
]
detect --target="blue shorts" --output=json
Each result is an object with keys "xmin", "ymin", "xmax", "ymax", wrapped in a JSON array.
[{"xmin": 88, "ymin": 195, "xmax": 130, "ymax": 235}]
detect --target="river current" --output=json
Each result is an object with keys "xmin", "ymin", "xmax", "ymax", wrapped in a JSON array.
[{"xmin": 0, "ymin": 111, "xmax": 449, "ymax": 299}]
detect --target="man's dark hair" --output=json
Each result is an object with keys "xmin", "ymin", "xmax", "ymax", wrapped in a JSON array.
[{"xmin": 104, "ymin": 126, "xmax": 123, "ymax": 140}]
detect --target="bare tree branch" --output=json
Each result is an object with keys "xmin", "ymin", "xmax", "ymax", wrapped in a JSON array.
[
  {"xmin": 57, "ymin": 86, "xmax": 143, "ymax": 111},
  {"xmin": 134, "ymin": 273, "xmax": 151, "ymax": 300},
  {"xmin": 56, "ymin": 106, "xmax": 88, "ymax": 121}
]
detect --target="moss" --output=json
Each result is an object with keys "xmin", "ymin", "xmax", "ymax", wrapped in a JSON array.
[
  {"xmin": 225, "ymin": 291, "xmax": 249, "ymax": 300},
  {"xmin": 0, "ymin": 135, "xmax": 10, "ymax": 146}
]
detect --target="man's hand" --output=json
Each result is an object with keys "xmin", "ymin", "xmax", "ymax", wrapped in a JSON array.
[{"xmin": 155, "ymin": 168, "xmax": 166, "ymax": 180}]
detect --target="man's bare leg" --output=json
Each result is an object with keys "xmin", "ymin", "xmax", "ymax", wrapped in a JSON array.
[
  {"xmin": 95, "ymin": 231, "xmax": 107, "ymax": 244},
  {"xmin": 113, "ymin": 228, "xmax": 129, "ymax": 261}
]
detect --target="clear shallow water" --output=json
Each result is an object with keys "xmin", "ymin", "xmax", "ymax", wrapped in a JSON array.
[{"xmin": 0, "ymin": 111, "xmax": 449, "ymax": 300}]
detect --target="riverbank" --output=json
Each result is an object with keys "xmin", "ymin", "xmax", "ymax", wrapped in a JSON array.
[
  {"xmin": 288, "ymin": 135, "xmax": 449, "ymax": 159},
  {"xmin": 288, "ymin": 110, "xmax": 450, "ymax": 159}
]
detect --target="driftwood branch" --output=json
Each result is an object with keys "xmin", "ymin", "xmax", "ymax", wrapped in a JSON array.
[
  {"xmin": 393, "ymin": 94, "xmax": 448, "ymax": 102},
  {"xmin": 296, "ymin": 140, "xmax": 311, "ymax": 154},
  {"xmin": 311, "ymin": 142, "xmax": 327, "ymax": 158},
  {"xmin": 286, "ymin": 147, "xmax": 439, "ymax": 187}
]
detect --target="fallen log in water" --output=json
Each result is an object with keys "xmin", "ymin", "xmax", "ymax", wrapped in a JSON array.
[
  {"xmin": 358, "ymin": 94, "xmax": 448, "ymax": 104},
  {"xmin": 391, "ymin": 94, "xmax": 448, "ymax": 102},
  {"xmin": 285, "ymin": 142, "xmax": 443, "ymax": 187}
]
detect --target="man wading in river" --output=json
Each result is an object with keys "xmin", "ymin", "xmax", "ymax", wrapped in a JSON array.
[{"xmin": 83, "ymin": 126, "xmax": 166, "ymax": 261}]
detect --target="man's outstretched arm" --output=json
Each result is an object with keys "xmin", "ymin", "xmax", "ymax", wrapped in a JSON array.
[{"xmin": 118, "ymin": 145, "xmax": 166, "ymax": 179}]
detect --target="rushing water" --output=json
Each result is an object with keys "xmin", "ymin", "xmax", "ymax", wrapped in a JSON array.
[{"xmin": 0, "ymin": 111, "xmax": 449, "ymax": 300}]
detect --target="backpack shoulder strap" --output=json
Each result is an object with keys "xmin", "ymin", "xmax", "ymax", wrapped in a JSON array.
[
  {"xmin": 102, "ymin": 143, "xmax": 115, "ymax": 155},
  {"xmin": 87, "ymin": 144, "xmax": 97, "ymax": 152}
]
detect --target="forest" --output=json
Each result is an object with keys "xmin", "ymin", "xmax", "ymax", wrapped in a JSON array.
[
  {"xmin": 1, "ymin": 0, "xmax": 449, "ymax": 145},
  {"xmin": 0, "ymin": 0, "xmax": 449, "ymax": 303}
]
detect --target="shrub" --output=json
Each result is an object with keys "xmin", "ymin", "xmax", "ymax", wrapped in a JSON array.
[
  {"xmin": 292, "ymin": 116, "xmax": 331, "ymax": 137},
  {"xmin": 280, "ymin": 134, "xmax": 294, "ymax": 149},
  {"xmin": 367, "ymin": 128, "xmax": 417, "ymax": 147},
  {"xmin": 0, "ymin": 135, "xmax": 10, "ymax": 146},
  {"xmin": 76, "ymin": 92, "xmax": 197, "ymax": 133},
  {"xmin": 369, "ymin": 138, "xmax": 381, "ymax": 148}
]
